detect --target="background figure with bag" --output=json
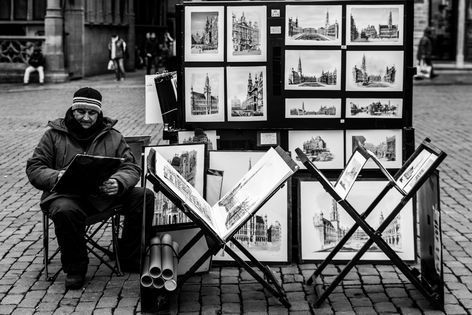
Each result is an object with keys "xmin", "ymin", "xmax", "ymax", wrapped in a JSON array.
[
  {"xmin": 108, "ymin": 35, "xmax": 127, "ymax": 81},
  {"xmin": 415, "ymin": 27, "xmax": 436, "ymax": 80}
]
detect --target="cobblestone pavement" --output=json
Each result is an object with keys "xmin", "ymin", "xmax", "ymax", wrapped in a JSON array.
[{"xmin": 0, "ymin": 71, "xmax": 471, "ymax": 314}]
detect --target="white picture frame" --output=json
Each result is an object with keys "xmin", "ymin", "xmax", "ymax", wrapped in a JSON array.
[
  {"xmin": 185, "ymin": 6, "xmax": 224, "ymax": 62},
  {"xmin": 208, "ymin": 150, "xmax": 290, "ymax": 263},
  {"xmin": 227, "ymin": 6, "xmax": 267, "ymax": 62},
  {"xmin": 184, "ymin": 67, "xmax": 225, "ymax": 122},
  {"xmin": 285, "ymin": 98, "xmax": 341, "ymax": 119},
  {"xmin": 285, "ymin": 50, "xmax": 341, "ymax": 90},
  {"xmin": 226, "ymin": 66, "xmax": 267, "ymax": 122},
  {"xmin": 346, "ymin": 98, "xmax": 403, "ymax": 119},
  {"xmin": 346, "ymin": 4, "xmax": 404, "ymax": 46},
  {"xmin": 346, "ymin": 50, "xmax": 404, "ymax": 91},
  {"xmin": 288, "ymin": 130, "xmax": 344, "ymax": 169},
  {"xmin": 285, "ymin": 5, "xmax": 342, "ymax": 46},
  {"xmin": 299, "ymin": 179, "xmax": 415, "ymax": 261},
  {"xmin": 346, "ymin": 129, "xmax": 403, "ymax": 169}
]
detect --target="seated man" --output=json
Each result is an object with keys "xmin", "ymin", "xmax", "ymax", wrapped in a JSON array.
[
  {"xmin": 24, "ymin": 46, "xmax": 45, "ymax": 85},
  {"xmin": 26, "ymin": 87, "xmax": 154, "ymax": 290}
]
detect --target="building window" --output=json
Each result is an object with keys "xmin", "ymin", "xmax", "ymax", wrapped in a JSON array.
[
  {"xmin": 0, "ymin": 0, "xmax": 11, "ymax": 20},
  {"xmin": 14, "ymin": 0, "xmax": 27, "ymax": 20},
  {"xmin": 33, "ymin": 0, "xmax": 46, "ymax": 20},
  {"xmin": 0, "ymin": 0, "xmax": 46, "ymax": 21}
]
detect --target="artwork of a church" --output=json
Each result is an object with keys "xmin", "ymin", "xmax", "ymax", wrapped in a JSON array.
[{"xmin": 190, "ymin": 73, "xmax": 220, "ymax": 116}]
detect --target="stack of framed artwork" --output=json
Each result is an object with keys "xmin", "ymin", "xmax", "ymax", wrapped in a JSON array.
[{"xmin": 167, "ymin": 0, "xmax": 415, "ymax": 263}]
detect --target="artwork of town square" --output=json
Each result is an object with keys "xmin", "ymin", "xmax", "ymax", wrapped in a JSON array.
[
  {"xmin": 208, "ymin": 151, "xmax": 289, "ymax": 262},
  {"xmin": 226, "ymin": 66, "xmax": 267, "ymax": 121},
  {"xmin": 227, "ymin": 6, "xmax": 267, "ymax": 62},
  {"xmin": 184, "ymin": 67, "xmax": 225, "ymax": 122},
  {"xmin": 347, "ymin": 5, "xmax": 404, "ymax": 45},
  {"xmin": 185, "ymin": 6, "xmax": 224, "ymax": 61},
  {"xmin": 299, "ymin": 179, "xmax": 414, "ymax": 261},
  {"xmin": 288, "ymin": 130, "xmax": 344, "ymax": 169},
  {"xmin": 178, "ymin": 130, "xmax": 218, "ymax": 150},
  {"xmin": 143, "ymin": 144, "xmax": 206, "ymax": 226},
  {"xmin": 285, "ymin": 5, "xmax": 342, "ymax": 46},
  {"xmin": 346, "ymin": 98, "xmax": 403, "ymax": 119},
  {"xmin": 346, "ymin": 51, "xmax": 404, "ymax": 91},
  {"xmin": 345, "ymin": 129, "xmax": 403, "ymax": 169},
  {"xmin": 285, "ymin": 50, "xmax": 341, "ymax": 90},
  {"xmin": 285, "ymin": 98, "xmax": 341, "ymax": 119}
]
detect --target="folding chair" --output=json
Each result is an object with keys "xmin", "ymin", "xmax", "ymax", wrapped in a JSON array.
[
  {"xmin": 42, "ymin": 205, "xmax": 124, "ymax": 281},
  {"xmin": 296, "ymin": 138, "xmax": 447, "ymax": 309},
  {"xmin": 140, "ymin": 147, "xmax": 296, "ymax": 311}
]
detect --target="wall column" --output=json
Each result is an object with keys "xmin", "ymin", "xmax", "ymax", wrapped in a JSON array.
[
  {"xmin": 457, "ymin": 0, "xmax": 466, "ymax": 67},
  {"xmin": 127, "ymin": 0, "xmax": 135, "ymax": 71},
  {"xmin": 64, "ymin": 0, "xmax": 85, "ymax": 79},
  {"xmin": 44, "ymin": 0, "xmax": 68, "ymax": 82}
]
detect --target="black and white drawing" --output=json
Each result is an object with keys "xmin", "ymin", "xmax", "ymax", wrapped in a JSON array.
[
  {"xmin": 226, "ymin": 66, "xmax": 267, "ymax": 121},
  {"xmin": 288, "ymin": 130, "xmax": 344, "ymax": 169},
  {"xmin": 185, "ymin": 67, "xmax": 225, "ymax": 122},
  {"xmin": 227, "ymin": 6, "xmax": 267, "ymax": 62},
  {"xmin": 285, "ymin": 98, "xmax": 341, "ymax": 118},
  {"xmin": 285, "ymin": 50, "xmax": 341, "ymax": 90},
  {"xmin": 178, "ymin": 130, "xmax": 218, "ymax": 150},
  {"xmin": 346, "ymin": 129, "xmax": 402, "ymax": 169},
  {"xmin": 346, "ymin": 51, "xmax": 404, "ymax": 91},
  {"xmin": 185, "ymin": 6, "xmax": 224, "ymax": 61},
  {"xmin": 299, "ymin": 179, "xmax": 414, "ymax": 261},
  {"xmin": 347, "ymin": 5, "xmax": 404, "ymax": 45},
  {"xmin": 209, "ymin": 151, "xmax": 289, "ymax": 262},
  {"xmin": 346, "ymin": 98, "xmax": 403, "ymax": 118},
  {"xmin": 285, "ymin": 5, "xmax": 342, "ymax": 45}
]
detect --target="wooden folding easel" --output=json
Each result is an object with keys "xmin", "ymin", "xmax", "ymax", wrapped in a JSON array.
[
  {"xmin": 140, "ymin": 149, "xmax": 292, "ymax": 312},
  {"xmin": 296, "ymin": 138, "xmax": 447, "ymax": 309}
]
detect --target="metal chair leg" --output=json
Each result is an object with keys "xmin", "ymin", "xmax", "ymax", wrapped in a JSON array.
[
  {"xmin": 42, "ymin": 212, "xmax": 49, "ymax": 280},
  {"xmin": 112, "ymin": 214, "xmax": 123, "ymax": 276}
]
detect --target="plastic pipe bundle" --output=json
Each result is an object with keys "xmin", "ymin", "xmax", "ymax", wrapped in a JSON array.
[{"xmin": 140, "ymin": 233, "xmax": 179, "ymax": 291}]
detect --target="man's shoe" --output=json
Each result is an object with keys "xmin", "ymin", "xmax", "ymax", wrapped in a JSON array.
[{"xmin": 65, "ymin": 273, "xmax": 85, "ymax": 290}]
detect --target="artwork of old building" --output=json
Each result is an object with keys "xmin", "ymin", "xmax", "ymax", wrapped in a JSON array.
[
  {"xmin": 190, "ymin": 73, "xmax": 219, "ymax": 115},
  {"xmin": 350, "ymin": 100, "xmax": 398, "ymax": 116},
  {"xmin": 352, "ymin": 136, "xmax": 396, "ymax": 161},
  {"xmin": 290, "ymin": 102, "xmax": 336, "ymax": 116},
  {"xmin": 232, "ymin": 12, "xmax": 261, "ymax": 53},
  {"xmin": 378, "ymin": 12, "xmax": 399, "ymax": 39},
  {"xmin": 232, "ymin": 71, "xmax": 264, "ymax": 116},
  {"xmin": 352, "ymin": 54, "xmax": 396, "ymax": 85},
  {"xmin": 351, "ymin": 11, "xmax": 399, "ymax": 41},
  {"xmin": 288, "ymin": 56, "xmax": 336, "ymax": 86},
  {"xmin": 192, "ymin": 15, "xmax": 219, "ymax": 50},
  {"xmin": 301, "ymin": 136, "xmax": 334, "ymax": 161},
  {"xmin": 288, "ymin": 11, "xmax": 339, "ymax": 40},
  {"xmin": 155, "ymin": 151, "xmax": 198, "ymax": 225}
]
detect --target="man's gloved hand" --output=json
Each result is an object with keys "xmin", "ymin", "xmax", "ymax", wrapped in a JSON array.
[{"xmin": 99, "ymin": 178, "xmax": 119, "ymax": 196}]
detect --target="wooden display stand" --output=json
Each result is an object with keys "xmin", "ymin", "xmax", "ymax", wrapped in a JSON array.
[{"xmin": 296, "ymin": 138, "xmax": 447, "ymax": 310}]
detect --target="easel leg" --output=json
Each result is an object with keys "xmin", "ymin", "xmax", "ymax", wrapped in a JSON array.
[{"xmin": 224, "ymin": 245, "xmax": 291, "ymax": 308}]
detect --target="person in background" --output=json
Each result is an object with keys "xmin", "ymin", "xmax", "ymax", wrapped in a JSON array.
[
  {"xmin": 416, "ymin": 27, "xmax": 436, "ymax": 80},
  {"xmin": 24, "ymin": 46, "xmax": 45, "ymax": 85},
  {"xmin": 108, "ymin": 35, "xmax": 127, "ymax": 81},
  {"xmin": 26, "ymin": 87, "xmax": 154, "ymax": 290},
  {"xmin": 145, "ymin": 32, "xmax": 159, "ymax": 75}
]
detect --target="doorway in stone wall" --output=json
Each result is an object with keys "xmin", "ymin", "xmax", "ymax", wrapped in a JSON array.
[{"xmin": 430, "ymin": 0, "xmax": 457, "ymax": 60}]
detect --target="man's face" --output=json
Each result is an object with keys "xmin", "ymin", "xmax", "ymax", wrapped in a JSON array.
[{"xmin": 73, "ymin": 109, "xmax": 99, "ymax": 129}]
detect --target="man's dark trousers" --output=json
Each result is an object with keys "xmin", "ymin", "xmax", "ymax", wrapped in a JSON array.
[{"xmin": 48, "ymin": 187, "xmax": 154, "ymax": 275}]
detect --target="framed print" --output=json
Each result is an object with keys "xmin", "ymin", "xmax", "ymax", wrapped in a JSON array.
[
  {"xmin": 288, "ymin": 130, "xmax": 344, "ymax": 169},
  {"xmin": 185, "ymin": 67, "xmax": 225, "ymax": 122},
  {"xmin": 299, "ymin": 178, "xmax": 415, "ymax": 262},
  {"xmin": 208, "ymin": 150, "xmax": 290, "ymax": 263},
  {"xmin": 227, "ymin": 6, "xmax": 267, "ymax": 62},
  {"xmin": 285, "ymin": 5, "xmax": 342, "ymax": 46},
  {"xmin": 347, "ymin": 5, "xmax": 404, "ymax": 46},
  {"xmin": 226, "ymin": 66, "xmax": 267, "ymax": 121},
  {"xmin": 346, "ymin": 129, "xmax": 402, "ymax": 169},
  {"xmin": 346, "ymin": 98, "xmax": 403, "ymax": 119},
  {"xmin": 178, "ymin": 130, "xmax": 218, "ymax": 150},
  {"xmin": 257, "ymin": 131, "xmax": 280, "ymax": 147},
  {"xmin": 144, "ymin": 143, "xmax": 206, "ymax": 225},
  {"xmin": 285, "ymin": 98, "xmax": 341, "ymax": 119},
  {"xmin": 346, "ymin": 51, "xmax": 404, "ymax": 91},
  {"xmin": 184, "ymin": 6, "xmax": 224, "ymax": 62},
  {"xmin": 206, "ymin": 169, "xmax": 224, "ymax": 206},
  {"xmin": 285, "ymin": 50, "xmax": 341, "ymax": 90}
]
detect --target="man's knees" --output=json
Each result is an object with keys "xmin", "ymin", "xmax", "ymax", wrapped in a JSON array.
[{"xmin": 48, "ymin": 198, "xmax": 85, "ymax": 221}]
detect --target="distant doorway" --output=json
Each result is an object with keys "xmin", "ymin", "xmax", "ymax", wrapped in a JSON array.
[{"xmin": 429, "ymin": 0, "xmax": 457, "ymax": 60}]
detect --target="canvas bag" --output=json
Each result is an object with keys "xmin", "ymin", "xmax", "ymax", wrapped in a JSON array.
[
  {"xmin": 418, "ymin": 59, "xmax": 432, "ymax": 78},
  {"xmin": 107, "ymin": 60, "xmax": 115, "ymax": 71}
]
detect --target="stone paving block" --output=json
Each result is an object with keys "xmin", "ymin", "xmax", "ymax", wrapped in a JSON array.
[
  {"xmin": 221, "ymin": 293, "xmax": 240, "ymax": 303},
  {"xmin": 0, "ymin": 305, "xmax": 15, "ymax": 315},
  {"xmin": 53, "ymin": 306, "xmax": 75, "ymax": 314},
  {"xmin": 201, "ymin": 304, "xmax": 221, "ymax": 314},
  {"xmin": 0, "ymin": 293, "xmax": 23, "ymax": 304},
  {"xmin": 201, "ymin": 294, "xmax": 220, "ymax": 306},
  {"xmin": 11, "ymin": 308, "xmax": 35, "ymax": 315},
  {"xmin": 241, "ymin": 290, "xmax": 265, "ymax": 300},
  {"xmin": 92, "ymin": 308, "xmax": 113, "ymax": 315},
  {"xmin": 242, "ymin": 299, "xmax": 268, "ymax": 312},
  {"xmin": 221, "ymin": 302, "xmax": 241, "ymax": 314},
  {"xmin": 113, "ymin": 308, "xmax": 135, "ymax": 315},
  {"xmin": 374, "ymin": 301, "xmax": 397, "ymax": 313}
]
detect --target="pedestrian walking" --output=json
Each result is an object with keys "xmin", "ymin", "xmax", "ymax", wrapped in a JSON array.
[
  {"xmin": 108, "ymin": 35, "xmax": 127, "ymax": 81},
  {"xmin": 25, "ymin": 87, "xmax": 154, "ymax": 290},
  {"xmin": 23, "ymin": 46, "xmax": 45, "ymax": 85},
  {"xmin": 415, "ymin": 27, "xmax": 436, "ymax": 80},
  {"xmin": 145, "ymin": 32, "xmax": 159, "ymax": 75}
]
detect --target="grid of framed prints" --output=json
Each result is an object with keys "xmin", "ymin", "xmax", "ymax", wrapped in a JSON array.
[
  {"xmin": 298, "ymin": 177, "xmax": 415, "ymax": 262},
  {"xmin": 179, "ymin": 1, "xmax": 412, "ymax": 131}
]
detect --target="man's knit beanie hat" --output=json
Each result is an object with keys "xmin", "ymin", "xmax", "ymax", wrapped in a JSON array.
[{"xmin": 71, "ymin": 87, "xmax": 102, "ymax": 113}]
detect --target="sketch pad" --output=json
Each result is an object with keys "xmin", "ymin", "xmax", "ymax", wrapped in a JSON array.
[{"xmin": 52, "ymin": 154, "xmax": 124, "ymax": 194}]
